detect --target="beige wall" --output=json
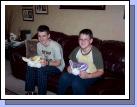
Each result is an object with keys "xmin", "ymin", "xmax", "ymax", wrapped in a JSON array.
[{"xmin": 6, "ymin": 5, "xmax": 125, "ymax": 41}]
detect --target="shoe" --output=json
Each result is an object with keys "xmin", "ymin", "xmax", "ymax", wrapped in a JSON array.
[{"xmin": 25, "ymin": 91, "xmax": 37, "ymax": 95}]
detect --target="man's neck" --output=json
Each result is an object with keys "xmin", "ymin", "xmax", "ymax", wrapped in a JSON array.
[
  {"xmin": 81, "ymin": 45, "xmax": 92, "ymax": 55},
  {"xmin": 44, "ymin": 39, "xmax": 51, "ymax": 46}
]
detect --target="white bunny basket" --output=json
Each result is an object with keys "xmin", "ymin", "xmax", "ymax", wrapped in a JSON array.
[
  {"xmin": 22, "ymin": 56, "xmax": 42, "ymax": 68},
  {"xmin": 69, "ymin": 60, "xmax": 88, "ymax": 76}
]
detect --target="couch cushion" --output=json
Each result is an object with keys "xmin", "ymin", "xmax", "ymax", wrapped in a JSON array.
[{"xmin": 25, "ymin": 39, "xmax": 38, "ymax": 58}]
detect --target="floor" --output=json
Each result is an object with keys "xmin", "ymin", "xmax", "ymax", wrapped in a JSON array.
[{"xmin": 5, "ymin": 59, "xmax": 56, "ymax": 95}]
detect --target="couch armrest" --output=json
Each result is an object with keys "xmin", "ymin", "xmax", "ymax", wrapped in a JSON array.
[
  {"xmin": 101, "ymin": 40, "xmax": 125, "ymax": 77},
  {"xmin": 9, "ymin": 43, "xmax": 27, "ymax": 80},
  {"xmin": 10, "ymin": 43, "xmax": 26, "ymax": 57}
]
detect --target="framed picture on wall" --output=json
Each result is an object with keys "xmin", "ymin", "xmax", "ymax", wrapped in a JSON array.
[
  {"xmin": 60, "ymin": 5, "xmax": 105, "ymax": 10},
  {"xmin": 22, "ymin": 9, "xmax": 34, "ymax": 21},
  {"xmin": 35, "ymin": 5, "xmax": 48, "ymax": 14},
  {"xmin": 22, "ymin": 5, "xmax": 33, "ymax": 8}
]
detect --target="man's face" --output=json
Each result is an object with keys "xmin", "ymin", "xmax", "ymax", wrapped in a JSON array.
[
  {"xmin": 38, "ymin": 31, "xmax": 50, "ymax": 45},
  {"xmin": 78, "ymin": 34, "xmax": 93, "ymax": 49}
]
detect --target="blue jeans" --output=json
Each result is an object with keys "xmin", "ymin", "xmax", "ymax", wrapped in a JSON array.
[
  {"xmin": 58, "ymin": 72, "xmax": 100, "ymax": 95},
  {"xmin": 25, "ymin": 65, "xmax": 61, "ymax": 95}
]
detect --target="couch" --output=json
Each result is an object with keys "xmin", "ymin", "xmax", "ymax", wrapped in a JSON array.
[{"xmin": 9, "ymin": 31, "xmax": 125, "ymax": 95}]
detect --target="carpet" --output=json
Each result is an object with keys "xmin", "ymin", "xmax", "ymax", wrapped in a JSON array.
[
  {"xmin": 5, "ymin": 88, "xmax": 18, "ymax": 95},
  {"xmin": 5, "ymin": 60, "xmax": 56, "ymax": 95}
]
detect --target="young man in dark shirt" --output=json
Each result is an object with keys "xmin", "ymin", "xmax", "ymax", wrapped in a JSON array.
[{"xmin": 58, "ymin": 29, "xmax": 104, "ymax": 95}]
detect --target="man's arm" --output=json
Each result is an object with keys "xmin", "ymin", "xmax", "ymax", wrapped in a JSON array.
[
  {"xmin": 87, "ymin": 69, "xmax": 104, "ymax": 78},
  {"xmin": 40, "ymin": 59, "xmax": 61, "ymax": 67},
  {"xmin": 79, "ymin": 69, "xmax": 104, "ymax": 79},
  {"xmin": 49, "ymin": 60, "xmax": 61, "ymax": 66}
]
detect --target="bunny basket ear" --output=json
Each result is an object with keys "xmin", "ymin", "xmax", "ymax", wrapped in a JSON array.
[
  {"xmin": 79, "ymin": 63, "xmax": 88, "ymax": 71},
  {"xmin": 22, "ymin": 57, "xmax": 30, "ymax": 62},
  {"xmin": 69, "ymin": 60, "xmax": 73, "ymax": 67}
]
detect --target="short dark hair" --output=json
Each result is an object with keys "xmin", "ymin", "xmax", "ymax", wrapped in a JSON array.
[
  {"xmin": 79, "ymin": 29, "xmax": 93, "ymax": 39},
  {"xmin": 37, "ymin": 25, "xmax": 50, "ymax": 34}
]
